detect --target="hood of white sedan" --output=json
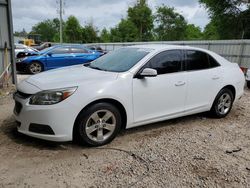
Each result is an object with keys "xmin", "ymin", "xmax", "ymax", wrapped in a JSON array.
[{"xmin": 18, "ymin": 65, "xmax": 118, "ymax": 93}]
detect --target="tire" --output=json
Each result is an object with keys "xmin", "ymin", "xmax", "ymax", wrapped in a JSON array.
[
  {"xmin": 74, "ymin": 103, "xmax": 122, "ymax": 147},
  {"xmin": 210, "ymin": 88, "xmax": 234, "ymax": 118},
  {"xmin": 28, "ymin": 61, "xmax": 43, "ymax": 74},
  {"xmin": 247, "ymin": 81, "xmax": 250, "ymax": 89}
]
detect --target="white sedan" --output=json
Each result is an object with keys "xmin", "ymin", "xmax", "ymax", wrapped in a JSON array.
[
  {"xmin": 246, "ymin": 69, "xmax": 250, "ymax": 88},
  {"xmin": 13, "ymin": 45, "xmax": 245, "ymax": 146}
]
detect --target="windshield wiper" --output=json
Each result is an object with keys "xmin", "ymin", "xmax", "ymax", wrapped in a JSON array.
[{"xmin": 89, "ymin": 65, "xmax": 108, "ymax": 71}]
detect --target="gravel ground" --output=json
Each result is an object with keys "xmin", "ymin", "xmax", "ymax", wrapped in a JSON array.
[{"xmin": 0, "ymin": 84, "xmax": 250, "ymax": 187}]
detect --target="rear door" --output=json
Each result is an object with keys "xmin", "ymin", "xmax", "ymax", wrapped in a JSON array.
[
  {"xmin": 184, "ymin": 50, "xmax": 222, "ymax": 113},
  {"xmin": 45, "ymin": 47, "xmax": 71, "ymax": 69}
]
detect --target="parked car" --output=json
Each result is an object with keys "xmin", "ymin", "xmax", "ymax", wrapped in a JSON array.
[
  {"xmin": 86, "ymin": 45, "xmax": 107, "ymax": 55},
  {"xmin": 13, "ymin": 45, "xmax": 245, "ymax": 146},
  {"xmin": 16, "ymin": 45, "xmax": 102, "ymax": 74},
  {"xmin": 31, "ymin": 42, "xmax": 53, "ymax": 51},
  {"xmin": 15, "ymin": 43, "xmax": 39, "ymax": 58},
  {"xmin": 246, "ymin": 69, "xmax": 250, "ymax": 88}
]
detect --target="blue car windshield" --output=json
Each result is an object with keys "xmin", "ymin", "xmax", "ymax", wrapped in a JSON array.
[{"xmin": 89, "ymin": 48, "xmax": 152, "ymax": 72}]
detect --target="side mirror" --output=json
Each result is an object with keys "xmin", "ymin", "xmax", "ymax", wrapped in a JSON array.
[
  {"xmin": 138, "ymin": 68, "xmax": 157, "ymax": 78},
  {"xmin": 47, "ymin": 53, "xmax": 52, "ymax": 56}
]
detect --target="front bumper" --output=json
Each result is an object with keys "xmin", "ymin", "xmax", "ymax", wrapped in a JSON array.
[
  {"xmin": 13, "ymin": 94, "xmax": 79, "ymax": 142},
  {"xmin": 16, "ymin": 62, "xmax": 28, "ymax": 72}
]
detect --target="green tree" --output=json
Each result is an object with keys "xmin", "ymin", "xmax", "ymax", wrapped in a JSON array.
[
  {"xmin": 154, "ymin": 6, "xmax": 187, "ymax": 41},
  {"xmin": 31, "ymin": 19, "xmax": 60, "ymax": 42},
  {"xmin": 199, "ymin": 0, "xmax": 250, "ymax": 39},
  {"xmin": 127, "ymin": 0, "xmax": 154, "ymax": 41},
  {"xmin": 203, "ymin": 20, "xmax": 219, "ymax": 40},
  {"xmin": 82, "ymin": 23, "xmax": 99, "ymax": 43},
  {"xmin": 185, "ymin": 24, "xmax": 203, "ymax": 40},
  {"xmin": 64, "ymin": 16, "xmax": 82, "ymax": 43},
  {"xmin": 100, "ymin": 28, "xmax": 111, "ymax": 42}
]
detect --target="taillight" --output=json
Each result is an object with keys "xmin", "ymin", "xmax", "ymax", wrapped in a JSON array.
[{"xmin": 240, "ymin": 67, "xmax": 247, "ymax": 74}]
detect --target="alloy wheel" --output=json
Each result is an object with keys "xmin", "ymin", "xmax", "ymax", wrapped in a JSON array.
[
  {"xmin": 217, "ymin": 93, "xmax": 232, "ymax": 115},
  {"xmin": 85, "ymin": 110, "xmax": 116, "ymax": 142},
  {"xmin": 30, "ymin": 62, "xmax": 42, "ymax": 74}
]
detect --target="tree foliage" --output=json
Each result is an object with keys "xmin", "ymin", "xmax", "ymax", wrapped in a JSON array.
[
  {"xmin": 154, "ymin": 6, "xmax": 187, "ymax": 41},
  {"xmin": 200, "ymin": 0, "xmax": 250, "ymax": 39},
  {"xmin": 31, "ymin": 18, "xmax": 60, "ymax": 42},
  {"xmin": 64, "ymin": 16, "xmax": 82, "ymax": 43},
  {"xmin": 186, "ymin": 24, "xmax": 203, "ymax": 40},
  {"xmin": 17, "ymin": 0, "xmax": 250, "ymax": 43},
  {"xmin": 127, "ymin": 0, "xmax": 154, "ymax": 41},
  {"xmin": 82, "ymin": 23, "xmax": 99, "ymax": 43}
]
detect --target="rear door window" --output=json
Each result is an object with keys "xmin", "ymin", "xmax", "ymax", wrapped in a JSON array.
[
  {"xmin": 185, "ymin": 50, "xmax": 220, "ymax": 71},
  {"xmin": 71, "ymin": 47, "xmax": 89, "ymax": 54},
  {"xmin": 50, "ymin": 47, "xmax": 70, "ymax": 54}
]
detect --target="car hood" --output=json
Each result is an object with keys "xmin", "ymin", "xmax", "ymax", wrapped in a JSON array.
[{"xmin": 18, "ymin": 65, "xmax": 118, "ymax": 93}]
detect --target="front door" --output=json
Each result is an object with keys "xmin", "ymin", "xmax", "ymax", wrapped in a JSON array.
[{"xmin": 132, "ymin": 50, "xmax": 187, "ymax": 124}]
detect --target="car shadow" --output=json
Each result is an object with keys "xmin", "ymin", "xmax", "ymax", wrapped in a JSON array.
[{"xmin": 0, "ymin": 112, "xmax": 208, "ymax": 150}]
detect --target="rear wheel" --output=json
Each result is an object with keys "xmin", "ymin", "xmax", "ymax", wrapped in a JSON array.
[
  {"xmin": 74, "ymin": 103, "xmax": 122, "ymax": 146},
  {"xmin": 247, "ymin": 81, "xmax": 250, "ymax": 89},
  {"xmin": 28, "ymin": 61, "xmax": 43, "ymax": 74},
  {"xmin": 210, "ymin": 88, "xmax": 234, "ymax": 118}
]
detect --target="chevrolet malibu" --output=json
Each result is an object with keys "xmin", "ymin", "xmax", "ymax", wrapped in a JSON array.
[{"xmin": 14, "ymin": 45, "xmax": 245, "ymax": 146}]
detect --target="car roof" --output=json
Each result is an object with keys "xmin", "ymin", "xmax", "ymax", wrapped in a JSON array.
[
  {"xmin": 128, "ymin": 44, "xmax": 208, "ymax": 52},
  {"xmin": 52, "ymin": 44, "xmax": 86, "ymax": 48}
]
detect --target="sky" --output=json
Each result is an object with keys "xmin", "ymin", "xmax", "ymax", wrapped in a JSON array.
[{"xmin": 11, "ymin": 0, "xmax": 210, "ymax": 32}]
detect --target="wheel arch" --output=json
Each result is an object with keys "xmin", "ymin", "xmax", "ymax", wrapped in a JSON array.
[
  {"xmin": 220, "ymin": 85, "xmax": 236, "ymax": 101},
  {"xmin": 73, "ymin": 98, "xmax": 127, "ymax": 139}
]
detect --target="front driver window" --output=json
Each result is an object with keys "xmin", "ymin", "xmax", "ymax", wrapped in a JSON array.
[{"xmin": 146, "ymin": 50, "xmax": 183, "ymax": 75}]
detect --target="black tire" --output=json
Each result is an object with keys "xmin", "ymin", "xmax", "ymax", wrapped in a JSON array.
[
  {"xmin": 28, "ymin": 61, "xmax": 43, "ymax": 74},
  {"xmin": 210, "ymin": 88, "xmax": 234, "ymax": 118},
  {"xmin": 74, "ymin": 103, "xmax": 122, "ymax": 147},
  {"xmin": 247, "ymin": 81, "xmax": 250, "ymax": 89}
]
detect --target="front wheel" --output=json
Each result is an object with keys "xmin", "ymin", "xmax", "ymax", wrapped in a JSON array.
[
  {"xmin": 210, "ymin": 88, "xmax": 234, "ymax": 118},
  {"xmin": 28, "ymin": 61, "xmax": 43, "ymax": 74},
  {"xmin": 74, "ymin": 103, "xmax": 122, "ymax": 146}
]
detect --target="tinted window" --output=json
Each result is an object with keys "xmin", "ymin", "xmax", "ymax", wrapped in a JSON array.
[
  {"xmin": 186, "ymin": 50, "xmax": 210, "ymax": 71},
  {"xmin": 209, "ymin": 55, "xmax": 220, "ymax": 68},
  {"xmin": 50, "ymin": 47, "xmax": 70, "ymax": 54},
  {"xmin": 146, "ymin": 50, "xmax": 183, "ymax": 74},
  {"xmin": 71, "ymin": 47, "xmax": 88, "ymax": 53}
]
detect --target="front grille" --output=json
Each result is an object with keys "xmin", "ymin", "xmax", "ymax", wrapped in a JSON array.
[
  {"xmin": 14, "ymin": 101, "xmax": 22, "ymax": 115},
  {"xmin": 15, "ymin": 90, "xmax": 32, "ymax": 99},
  {"xmin": 29, "ymin": 124, "xmax": 55, "ymax": 135}
]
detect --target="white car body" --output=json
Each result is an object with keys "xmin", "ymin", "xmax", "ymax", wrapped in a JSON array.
[
  {"xmin": 15, "ymin": 44, "xmax": 38, "ymax": 57},
  {"xmin": 14, "ymin": 45, "xmax": 245, "ymax": 142}
]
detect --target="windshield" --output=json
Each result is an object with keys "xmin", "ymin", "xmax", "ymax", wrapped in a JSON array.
[{"xmin": 89, "ymin": 48, "xmax": 152, "ymax": 72}]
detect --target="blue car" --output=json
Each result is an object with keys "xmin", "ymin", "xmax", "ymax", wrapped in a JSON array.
[{"xmin": 16, "ymin": 45, "xmax": 102, "ymax": 74}]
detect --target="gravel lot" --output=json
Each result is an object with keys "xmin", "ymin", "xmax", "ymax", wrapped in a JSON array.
[{"xmin": 0, "ymin": 78, "xmax": 250, "ymax": 187}]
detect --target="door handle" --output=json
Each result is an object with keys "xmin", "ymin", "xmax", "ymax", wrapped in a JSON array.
[
  {"xmin": 212, "ymin": 76, "xmax": 220, "ymax": 80},
  {"xmin": 175, "ymin": 81, "xmax": 186, "ymax": 86}
]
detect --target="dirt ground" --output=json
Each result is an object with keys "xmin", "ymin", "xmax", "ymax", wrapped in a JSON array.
[{"xmin": 0, "ymin": 84, "xmax": 250, "ymax": 188}]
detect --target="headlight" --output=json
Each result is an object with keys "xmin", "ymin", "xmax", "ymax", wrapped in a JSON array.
[{"xmin": 29, "ymin": 87, "xmax": 77, "ymax": 105}]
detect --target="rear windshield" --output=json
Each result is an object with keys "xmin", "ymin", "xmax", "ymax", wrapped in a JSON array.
[{"xmin": 89, "ymin": 48, "xmax": 152, "ymax": 72}]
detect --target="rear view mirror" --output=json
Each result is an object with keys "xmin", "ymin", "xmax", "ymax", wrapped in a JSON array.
[{"xmin": 139, "ymin": 68, "xmax": 157, "ymax": 78}]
